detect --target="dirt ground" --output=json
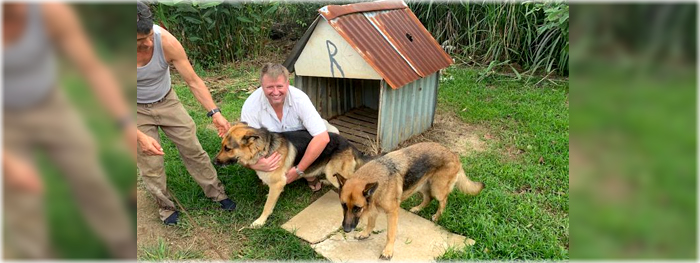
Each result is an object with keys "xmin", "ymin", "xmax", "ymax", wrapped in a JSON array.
[
  {"xmin": 396, "ymin": 108, "xmax": 488, "ymax": 156},
  {"xmin": 136, "ymin": 180, "xmax": 237, "ymax": 260}
]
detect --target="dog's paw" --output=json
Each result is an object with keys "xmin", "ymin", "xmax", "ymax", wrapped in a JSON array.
[
  {"xmin": 355, "ymin": 232, "xmax": 371, "ymax": 240},
  {"xmin": 379, "ymin": 250, "xmax": 393, "ymax": 260},
  {"xmin": 250, "ymin": 219, "xmax": 266, "ymax": 228},
  {"xmin": 409, "ymin": 207, "xmax": 422, "ymax": 213},
  {"xmin": 431, "ymin": 214, "xmax": 439, "ymax": 222}
]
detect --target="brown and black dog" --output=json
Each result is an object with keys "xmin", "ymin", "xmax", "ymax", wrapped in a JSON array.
[
  {"xmin": 213, "ymin": 122, "xmax": 372, "ymax": 228},
  {"xmin": 335, "ymin": 142, "xmax": 484, "ymax": 260}
]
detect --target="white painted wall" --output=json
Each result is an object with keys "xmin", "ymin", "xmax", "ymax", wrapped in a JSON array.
[{"xmin": 295, "ymin": 19, "xmax": 382, "ymax": 80}]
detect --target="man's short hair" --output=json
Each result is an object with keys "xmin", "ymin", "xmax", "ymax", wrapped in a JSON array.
[
  {"xmin": 260, "ymin": 63, "xmax": 289, "ymax": 83},
  {"xmin": 137, "ymin": 1, "xmax": 153, "ymax": 34}
]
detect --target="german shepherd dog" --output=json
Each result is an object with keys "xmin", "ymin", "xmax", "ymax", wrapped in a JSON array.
[
  {"xmin": 213, "ymin": 122, "xmax": 372, "ymax": 228},
  {"xmin": 334, "ymin": 142, "xmax": 484, "ymax": 260}
]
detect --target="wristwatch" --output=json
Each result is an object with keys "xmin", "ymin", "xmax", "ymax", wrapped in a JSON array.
[
  {"xmin": 294, "ymin": 166, "xmax": 304, "ymax": 176},
  {"xmin": 207, "ymin": 108, "xmax": 221, "ymax": 118}
]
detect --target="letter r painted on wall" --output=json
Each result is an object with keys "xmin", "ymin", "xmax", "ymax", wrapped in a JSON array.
[{"xmin": 326, "ymin": 40, "xmax": 345, "ymax": 78}]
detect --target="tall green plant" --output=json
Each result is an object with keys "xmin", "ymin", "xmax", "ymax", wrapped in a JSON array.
[
  {"xmin": 528, "ymin": 2, "xmax": 568, "ymax": 76},
  {"xmin": 152, "ymin": 1, "xmax": 279, "ymax": 68},
  {"xmin": 408, "ymin": 1, "xmax": 569, "ymax": 77}
]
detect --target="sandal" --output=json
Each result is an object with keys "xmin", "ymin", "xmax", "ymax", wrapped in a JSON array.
[{"xmin": 306, "ymin": 177, "xmax": 322, "ymax": 193}]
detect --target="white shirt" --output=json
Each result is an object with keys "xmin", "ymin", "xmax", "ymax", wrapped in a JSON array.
[{"xmin": 241, "ymin": 85, "xmax": 327, "ymax": 136}]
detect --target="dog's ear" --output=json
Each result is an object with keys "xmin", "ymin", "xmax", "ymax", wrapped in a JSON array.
[
  {"xmin": 334, "ymin": 174, "xmax": 346, "ymax": 188},
  {"xmin": 363, "ymin": 182, "xmax": 378, "ymax": 199},
  {"xmin": 258, "ymin": 127, "xmax": 273, "ymax": 141},
  {"xmin": 242, "ymin": 135, "xmax": 260, "ymax": 144}
]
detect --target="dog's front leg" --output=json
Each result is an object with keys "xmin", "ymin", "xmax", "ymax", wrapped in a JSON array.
[
  {"xmin": 379, "ymin": 209, "xmax": 398, "ymax": 260},
  {"xmin": 356, "ymin": 206, "xmax": 377, "ymax": 240},
  {"xmin": 251, "ymin": 181, "xmax": 285, "ymax": 228}
]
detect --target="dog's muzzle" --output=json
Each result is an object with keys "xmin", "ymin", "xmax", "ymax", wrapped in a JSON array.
[
  {"xmin": 343, "ymin": 224, "xmax": 354, "ymax": 233},
  {"xmin": 213, "ymin": 157, "xmax": 237, "ymax": 166},
  {"xmin": 342, "ymin": 216, "xmax": 359, "ymax": 233}
]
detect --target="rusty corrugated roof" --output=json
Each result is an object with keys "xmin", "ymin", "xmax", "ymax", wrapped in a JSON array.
[
  {"xmin": 321, "ymin": 1, "xmax": 406, "ymax": 20},
  {"xmin": 318, "ymin": 0, "xmax": 453, "ymax": 89}
]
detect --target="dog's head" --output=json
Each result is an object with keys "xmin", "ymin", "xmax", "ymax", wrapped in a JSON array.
[
  {"xmin": 334, "ymin": 173, "xmax": 378, "ymax": 233},
  {"xmin": 213, "ymin": 122, "xmax": 269, "ymax": 166}
]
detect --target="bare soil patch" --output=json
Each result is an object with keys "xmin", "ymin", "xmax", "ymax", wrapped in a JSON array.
[{"xmin": 396, "ymin": 108, "xmax": 488, "ymax": 157}]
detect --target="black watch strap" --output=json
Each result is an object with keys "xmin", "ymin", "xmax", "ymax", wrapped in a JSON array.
[{"xmin": 207, "ymin": 108, "xmax": 221, "ymax": 118}]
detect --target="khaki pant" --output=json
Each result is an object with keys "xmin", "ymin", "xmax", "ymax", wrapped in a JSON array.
[
  {"xmin": 3, "ymin": 89, "xmax": 135, "ymax": 259},
  {"xmin": 136, "ymin": 89, "xmax": 227, "ymax": 221}
]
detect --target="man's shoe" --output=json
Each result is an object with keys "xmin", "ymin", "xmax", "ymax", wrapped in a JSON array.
[
  {"xmin": 219, "ymin": 198, "xmax": 236, "ymax": 211},
  {"xmin": 163, "ymin": 211, "xmax": 179, "ymax": 225}
]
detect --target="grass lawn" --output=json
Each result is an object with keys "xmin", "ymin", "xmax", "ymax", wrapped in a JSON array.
[{"xmin": 137, "ymin": 64, "xmax": 569, "ymax": 260}]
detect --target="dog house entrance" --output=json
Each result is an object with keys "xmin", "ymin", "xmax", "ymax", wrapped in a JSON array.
[
  {"xmin": 328, "ymin": 107, "xmax": 378, "ymax": 153},
  {"xmin": 295, "ymin": 76, "xmax": 380, "ymax": 154}
]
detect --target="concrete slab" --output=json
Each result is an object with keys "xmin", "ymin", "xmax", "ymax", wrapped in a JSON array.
[
  {"xmin": 281, "ymin": 191, "xmax": 345, "ymax": 244},
  {"xmin": 282, "ymin": 191, "xmax": 475, "ymax": 262}
]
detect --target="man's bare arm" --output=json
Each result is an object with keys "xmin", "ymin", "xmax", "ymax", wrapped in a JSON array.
[{"xmin": 160, "ymin": 28, "xmax": 230, "ymax": 137}]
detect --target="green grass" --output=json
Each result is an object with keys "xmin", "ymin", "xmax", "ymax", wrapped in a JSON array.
[
  {"xmin": 429, "ymin": 67, "xmax": 569, "ymax": 260},
  {"xmin": 146, "ymin": 64, "xmax": 568, "ymax": 260},
  {"xmin": 139, "ymin": 238, "xmax": 204, "ymax": 260}
]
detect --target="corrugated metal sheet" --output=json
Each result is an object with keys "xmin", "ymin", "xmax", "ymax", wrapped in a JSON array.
[
  {"xmin": 320, "ymin": 0, "xmax": 406, "ymax": 20},
  {"xmin": 285, "ymin": 1, "xmax": 448, "ymax": 152},
  {"xmin": 319, "ymin": 1, "xmax": 452, "ymax": 89},
  {"xmin": 377, "ymin": 71, "xmax": 439, "ymax": 152},
  {"xmin": 365, "ymin": 9, "xmax": 451, "ymax": 78},
  {"xmin": 294, "ymin": 74, "xmax": 380, "ymax": 120},
  {"xmin": 326, "ymin": 13, "xmax": 419, "ymax": 90}
]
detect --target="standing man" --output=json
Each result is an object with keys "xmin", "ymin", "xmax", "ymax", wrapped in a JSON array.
[
  {"xmin": 137, "ymin": 1, "xmax": 234, "ymax": 225},
  {"xmin": 241, "ymin": 63, "xmax": 340, "ymax": 192}
]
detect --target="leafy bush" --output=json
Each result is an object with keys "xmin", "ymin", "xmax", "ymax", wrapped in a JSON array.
[{"xmin": 152, "ymin": 1, "xmax": 280, "ymax": 68}]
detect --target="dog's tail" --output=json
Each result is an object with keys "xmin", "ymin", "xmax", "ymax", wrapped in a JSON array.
[{"xmin": 455, "ymin": 167, "xmax": 484, "ymax": 196}]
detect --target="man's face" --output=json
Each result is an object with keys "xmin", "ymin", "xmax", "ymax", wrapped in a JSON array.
[
  {"xmin": 136, "ymin": 30, "xmax": 154, "ymax": 52},
  {"xmin": 262, "ymin": 74, "xmax": 288, "ymax": 106}
]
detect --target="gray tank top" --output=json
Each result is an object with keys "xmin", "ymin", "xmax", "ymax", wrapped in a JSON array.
[
  {"xmin": 3, "ymin": 4, "xmax": 57, "ymax": 110},
  {"xmin": 137, "ymin": 24, "xmax": 171, "ymax": 103}
]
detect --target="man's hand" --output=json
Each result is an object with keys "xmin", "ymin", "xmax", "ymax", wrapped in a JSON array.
[
  {"xmin": 285, "ymin": 167, "xmax": 321, "ymax": 191},
  {"xmin": 212, "ymin": 113, "xmax": 230, "ymax": 138},
  {"xmin": 137, "ymin": 131, "xmax": 164, "ymax": 156},
  {"xmin": 4, "ymin": 152, "xmax": 43, "ymax": 193},
  {"xmin": 285, "ymin": 167, "xmax": 299, "ymax": 184},
  {"xmin": 249, "ymin": 152, "xmax": 281, "ymax": 172}
]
